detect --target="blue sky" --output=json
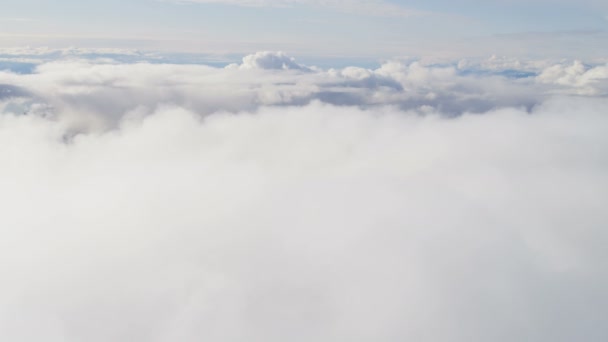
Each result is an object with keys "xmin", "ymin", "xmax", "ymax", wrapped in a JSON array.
[{"xmin": 1, "ymin": 0, "xmax": 607, "ymax": 58}]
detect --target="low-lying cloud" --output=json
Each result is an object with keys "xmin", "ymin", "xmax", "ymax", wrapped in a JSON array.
[
  {"xmin": 2, "ymin": 51, "xmax": 607, "ymax": 132},
  {"xmin": 0, "ymin": 51, "xmax": 607, "ymax": 341}
]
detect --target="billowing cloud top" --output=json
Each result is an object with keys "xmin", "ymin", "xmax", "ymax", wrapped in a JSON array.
[
  {"xmin": 2, "ymin": 51, "xmax": 607, "ymax": 130},
  {"xmin": 226, "ymin": 51, "xmax": 310, "ymax": 70},
  {"xmin": 1, "ymin": 50, "xmax": 607, "ymax": 342}
]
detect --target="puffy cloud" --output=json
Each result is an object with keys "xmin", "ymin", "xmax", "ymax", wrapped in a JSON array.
[
  {"xmin": 537, "ymin": 60, "xmax": 608, "ymax": 95},
  {"xmin": 227, "ymin": 51, "xmax": 310, "ymax": 70},
  {"xmin": 6, "ymin": 51, "xmax": 607, "ymax": 132},
  {"xmin": 1, "ymin": 95, "xmax": 607, "ymax": 341},
  {"xmin": 1, "ymin": 50, "xmax": 608, "ymax": 341}
]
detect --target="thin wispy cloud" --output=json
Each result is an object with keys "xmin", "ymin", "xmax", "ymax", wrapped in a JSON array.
[
  {"xmin": 0, "ymin": 17, "xmax": 36, "ymax": 22},
  {"xmin": 170, "ymin": 0, "xmax": 429, "ymax": 17}
]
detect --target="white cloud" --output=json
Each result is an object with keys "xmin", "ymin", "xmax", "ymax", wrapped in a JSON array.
[
  {"xmin": 1, "ymin": 97, "xmax": 607, "ymax": 341},
  {"xmin": 4, "ymin": 51, "xmax": 592, "ymax": 131},
  {"xmin": 537, "ymin": 60, "xmax": 608, "ymax": 95},
  {"xmin": 226, "ymin": 51, "xmax": 310, "ymax": 70},
  {"xmin": 1, "ymin": 51, "xmax": 608, "ymax": 341}
]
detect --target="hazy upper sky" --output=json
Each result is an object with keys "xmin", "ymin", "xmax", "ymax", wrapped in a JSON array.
[{"xmin": 1, "ymin": 0, "xmax": 607, "ymax": 58}]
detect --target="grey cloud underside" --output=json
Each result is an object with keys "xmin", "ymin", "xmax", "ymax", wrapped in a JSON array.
[
  {"xmin": 2, "ymin": 52, "xmax": 606, "ymax": 131},
  {"xmin": 0, "ymin": 51, "xmax": 607, "ymax": 342},
  {"xmin": 0, "ymin": 84, "xmax": 30, "ymax": 99}
]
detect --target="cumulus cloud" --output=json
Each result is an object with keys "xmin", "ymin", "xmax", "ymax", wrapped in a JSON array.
[
  {"xmin": 226, "ymin": 51, "xmax": 310, "ymax": 70},
  {"xmin": 1, "ymin": 51, "xmax": 607, "ymax": 341},
  {"xmin": 537, "ymin": 60, "xmax": 608, "ymax": 95},
  {"xmin": 5, "ymin": 51, "xmax": 607, "ymax": 131}
]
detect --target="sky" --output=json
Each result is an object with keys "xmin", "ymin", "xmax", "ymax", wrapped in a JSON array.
[
  {"xmin": 0, "ymin": 0, "xmax": 607, "ymax": 58},
  {"xmin": 1, "ymin": 2, "xmax": 608, "ymax": 342}
]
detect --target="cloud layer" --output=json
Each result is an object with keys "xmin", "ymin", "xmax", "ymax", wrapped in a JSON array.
[
  {"xmin": 1, "ymin": 51, "xmax": 607, "ymax": 341},
  {"xmin": 2, "ymin": 51, "xmax": 607, "ymax": 132}
]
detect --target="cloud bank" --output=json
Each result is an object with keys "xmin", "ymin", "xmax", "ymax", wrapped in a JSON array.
[
  {"xmin": 2, "ymin": 51, "xmax": 607, "ymax": 132},
  {"xmin": 0, "ymin": 51, "xmax": 607, "ymax": 341}
]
